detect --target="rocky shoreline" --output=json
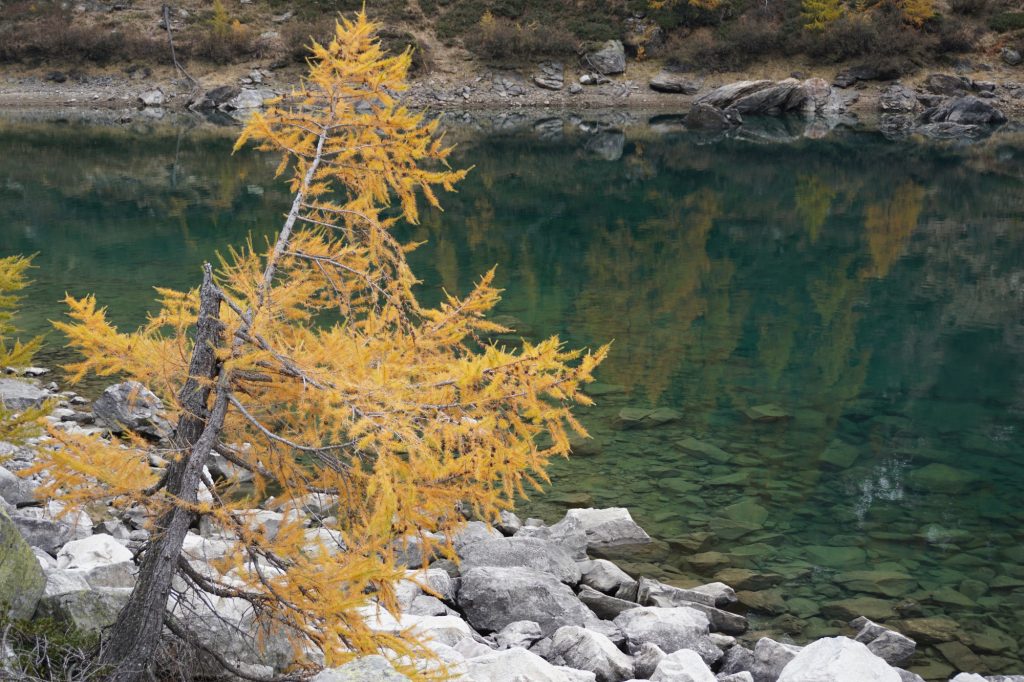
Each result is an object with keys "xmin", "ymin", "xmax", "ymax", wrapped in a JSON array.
[
  {"xmin": 1, "ymin": 372, "xmax": 1022, "ymax": 682},
  {"xmin": 2, "ymin": 41, "xmax": 1023, "ymax": 141}
]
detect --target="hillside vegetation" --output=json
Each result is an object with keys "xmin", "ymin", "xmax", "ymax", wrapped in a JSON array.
[{"xmin": 0, "ymin": 0, "xmax": 1022, "ymax": 77}]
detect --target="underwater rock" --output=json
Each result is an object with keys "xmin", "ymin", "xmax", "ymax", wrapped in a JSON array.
[{"xmin": 743, "ymin": 404, "xmax": 793, "ymax": 423}]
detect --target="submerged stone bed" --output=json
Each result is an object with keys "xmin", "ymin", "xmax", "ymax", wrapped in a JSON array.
[{"xmin": 1, "ymin": 374, "xmax": 1022, "ymax": 682}]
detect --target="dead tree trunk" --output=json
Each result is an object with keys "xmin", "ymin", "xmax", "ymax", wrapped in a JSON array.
[{"xmin": 100, "ymin": 264, "xmax": 225, "ymax": 682}]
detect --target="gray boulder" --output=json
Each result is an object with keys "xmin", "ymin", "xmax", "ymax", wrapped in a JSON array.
[
  {"xmin": 224, "ymin": 88, "xmax": 275, "ymax": 110},
  {"xmin": 311, "ymin": 656, "xmax": 410, "ymax": 681},
  {"xmin": 561, "ymin": 508, "xmax": 651, "ymax": 549},
  {"xmin": 0, "ymin": 506, "xmax": 45, "ymax": 619},
  {"xmin": 851, "ymin": 617, "xmax": 916, "ymax": 666},
  {"xmin": 777, "ymin": 637, "xmax": 900, "ymax": 682},
  {"xmin": 496, "ymin": 620, "xmax": 545, "ymax": 650},
  {"xmin": 0, "ymin": 378, "xmax": 49, "ymax": 410},
  {"xmin": 534, "ymin": 62, "xmax": 565, "ymax": 91},
  {"xmin": 690, "ymin": 582, "xmax": 738, "ymax": 607},
  {"xmin": 650, "ymin": 70, "xmax": 701, "ymax": 94},
  {"xmin": 11, "ymin": 504, "xmax": 93, "ymax": 555},
  {"xmin": 549, "ymin": 626, "xmax": 634, "ymax": 682},
  {"xmin": 879, "ymin": 85, "xmax": 919, "ymax": 114},
  {"xmin": 1002, "ymin": 48, "xmax": 1022, "ymax": 66},
  {"xmin": 578, "ymin": 584, "xmax": 639, "ymax": 620},
  {"xmin": 93, "ymin": 381, "xmax": 172, "ymax": 439},
  {"xmin": 35, "ymin": 586, "xmax": 132, "ymax": 633},
  {"xmin": 516, "ymin": 514, "xmax": 589, "ymax": 560},
  {"xmin": 0, "ymin": 464, "xmax": 35, "ymax": 505},
  {"xmin": 460, "ymin": 537, "xmax": 581, "ymax": 584},
  {"xmin": 920, "ymin": 96, "xmax": 1007, "ymax": 125},
  {"xmin": 633, "ymin": 642, "xmax": 667, "ymax": 678},
  {"xmin": 457, "ymin": 566, "xmax": 596, "ymax": 635},
  {"xmin": 636, "ymin": 577, "xmax": 746, "ymax": 635},
  {"xmin": 581, "ymin": 558, "xmax": 636, "ymax": 594},
  {"xmin": 686, "ymin": 103, "xmax": 742, "ymax": 131},
  {"xmin": 749, "ymin": 638, "xmax": 803, "ymax": 682},
  {"xmin": 923, "ymin": 73, "xmax": 971, "ymax": 96},
  {"xmin": 137, "ymin": 88, "xmax": 165, "ymax": 107},
  {"xmin": 193, "ymin": 85, "xmax": 241, "ymax": 110},
  {"xmin": 695, "ymin": 79, "xmax": 811, "ymax": 116},
  {"xmin": 651, "ymin": 648, "xmax": 716, "ymax": 682},
  {"xmin": 719, "ymin": 674, "xmax": 756, "ymax": 682},
  {"xmin": 613, "ymin": 606, "xmax": 722, "ymax": 665},
  {"xmin": 583, "ymin": 41, "xmax": 626, "ymax": 75}
]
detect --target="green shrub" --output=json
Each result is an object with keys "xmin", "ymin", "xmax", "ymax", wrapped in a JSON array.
[
  {"xmin": 0, "ymin": 611, "xmax": 105, "ymax": 681},
  {"xmin": 464, "ymin": 11, "xmax": 577, "ymax": 60},
  {"xmin": 989, "ymin": 11, "xmax": 1024, "ymax": 31}
]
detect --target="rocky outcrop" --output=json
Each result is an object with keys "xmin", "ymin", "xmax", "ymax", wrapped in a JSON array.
[
  {"xmin": 534, "ymin": 62, "xmax": 565, "ymax": 91},
  {"xmin": 920, "ymin": 96, "xmax": 1007, "ymax": 126}
]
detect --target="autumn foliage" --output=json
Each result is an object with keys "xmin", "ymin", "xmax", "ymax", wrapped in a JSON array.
[
  {"xmin": 0, "ymin": 255, "xmax": 48, "ymax": 448},
  {"xmin": 32, "ymin": 12, "xmax": 606, "ymax": 680}
]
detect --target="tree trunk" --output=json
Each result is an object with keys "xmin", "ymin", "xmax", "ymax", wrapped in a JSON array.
[{"xmin": 100, "ymin": 265, "xmax": 225, "ymax": 682}]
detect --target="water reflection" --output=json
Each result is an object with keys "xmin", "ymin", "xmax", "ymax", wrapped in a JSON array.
[{"xmin": 1, "ymin": 117, "xmax": 1023, "ymax": 679}]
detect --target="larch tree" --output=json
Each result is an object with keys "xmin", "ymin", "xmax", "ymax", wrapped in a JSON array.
[
  {"xmin": 801, "ymin": 0, "xmax": 845, "ymax": 29},
  {"xmin": 30, "ymin": 13, "xmax": 607, "ymax": 682},
  {"xmin": 0, "ymin": 255, "xmax": 48, "ymax": 448}
]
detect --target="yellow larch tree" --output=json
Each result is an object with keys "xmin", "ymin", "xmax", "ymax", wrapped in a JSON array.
[
  {"xmin": 0, "ymin": 255, "xmax": 49, "ymax": 449},
  {"xmin": 30, "ymin": 13, "xmax": 607, "ymax": 682},
  {"xmin": 801, "ymin": 0, "xmax": 846, "ymax": 29}
]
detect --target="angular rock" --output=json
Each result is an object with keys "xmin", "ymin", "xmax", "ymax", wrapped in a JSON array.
[
  {"xmin": 638, "ymin": 577, "xmax": 715, "ymax": 608},
  {"xmin": 581, "ymin": 558, "xmax": 635, "ymax": 594},
  {"xmin": 690, "ymin": 582, "xmax": 737, "ymax": 607},
  {"xmin": 777, "ymin": 637, "xmax": 900, "ymax": 682},
  {"xmin": 1002, "ymin": 47, "xmax": 1022, "ymax": 66},
  {"xmin": 649, "ymin": 70, "xmax": 701, "ymax": 94},
  {"xmin": 57, "ymin": 533, "xmax": 133, "ymax": 570},
  {"xmin": 651, "ymin": 648, "xmax": 716, "ymax": 682},
  {"xmin": 534, "ymin": 62, "xmax": 565, "ymax": 91},
  {"xmin": 193, "ymin": 84, "xmax": 241, "ymax": 110},
  {"xmin": 923, "ymin": 73, "xmax": 971, "ymax": 96},
  {"xmin": 224, "ymin": 88, "xmax": 275, "ymax": 111},
  {"xmin": 11, "ymin": 504, "xmax": 93, "ymax": 555},
  {"xmin": 93, "ymin": 381, "xmax": 172, "ymax": 439},
  {"xmin": 550, "ymin": 625, "xmax": 634, "ymax": 682},
  {"xmin": 460, "ymin": 537, "xmax": 581, "ymax": 584},
  {"xmin": 578, "ymin": 585, "xmax": 639, "ymax": 620},
  {"xmin": 879, "ymin": 85, "xmax": 919, "ymax": 114},
  {"xmin": 0, "ymin": 464, "xmax": 35, "ymax": 506},
  {"xmin": 583, "ymin": 40, "xmax": 626, "ymax": 75},
  {"xmin": 615, "ymin": 407, "xmax": 680, "ymax": 430},
  {"xmin": 714, "ymin": 568, "xmax": 783, "ymax": 591},
  {"xmin": 633, "ymin": 642, "xmax": 666, "ymax": 678},
  {"xmin": 613, "ymin": 606, "xmax": 721, "ymax": 665},
  {"xmin": 0, "ymin": 506, "xmax": 45, "ymax": 619},
  {"xmin": 496, "ymin": 620, "xmax": 545, "ymax": 650},
  {"xmin": 517, "ymin": 514, "xmax": 589, "ymax": 560},
  {"xmin": 137, "ymin": 88, "xmax": 165, "ymax": 107},
  {"xmin": 696, "ymin": 79, "xmax": 810, "ymax": 116},
  {"xmin": 920, "ymin": 97, "xmax": 1007, "ymax": 126},
  {"xmin": 743, "ymin": 404, "xmax": 793, "ymax": 422},
  {"xmin": 561, "ymin": 508, "xmax": 650, "ymax": 549},
  {"xmin": 458, "ymin": 566, "xmax": 596, "ymax": 635},
  {"xmin": 749, "ymin": 637, "xmax": 803, "ymax": 682},
  {"xmin": 0, "ymin": 378, "xmax": 49, "ymax": 410}
]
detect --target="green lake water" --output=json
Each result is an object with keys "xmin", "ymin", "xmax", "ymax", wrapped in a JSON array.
[{"xmin": 2, "ymin": 116, "xmax": 1023, "ymax": 679}]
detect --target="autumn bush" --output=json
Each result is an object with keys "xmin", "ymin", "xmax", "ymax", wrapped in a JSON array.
[
  {"xmin": 0, "ymin": 3, "xmax": 164, "ymax": 64},
  {"xmin": 464, "ymin": 11, "xmax": 577, "ymax": 60},
  {"xmin": 187, "ymin": 0, "xmax": 254, "ymax": 64}
]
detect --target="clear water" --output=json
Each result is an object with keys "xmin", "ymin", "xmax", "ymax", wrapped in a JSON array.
[{"xmin": 2, "ymin": 116, "xmax": 1023, "ymax": 679}]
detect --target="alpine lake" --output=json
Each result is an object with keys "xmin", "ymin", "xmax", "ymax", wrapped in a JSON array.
[{"xmin": 2, "ymin": 112, "xmax": 1023, "ymax": 680}]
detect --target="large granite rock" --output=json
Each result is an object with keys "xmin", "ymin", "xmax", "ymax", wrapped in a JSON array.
[
  {"xmin": 10, "ymin": 503, "xmax": 93, "ymax": 555},
  {"xmin": 559, "ymin": 508, "xmax": 650, "ymax": 550},
  {"xmin": 695, "ymin": 79, "xmax": 815, "ymax": 116},
  {"xmin": 580, "ymin": 558, "xmax": 635, "ymax": 594},
  {"xmin": 851, "ymin": 617, "xmax": 916, "ymax": 666},
  {"xmin": 0, "ymin": 464, "xmax": 35, "ymax": 505},
  {"xmin": 612, "ymin": 606, "xmax": 721, "ymax": 665},
  {"xmin": 516, "ymin": 514, "xmax": 589, "ymax": 560},
  {"xmin": 35, "ymin": 586, "xmax": 132, "ymax": 633},
  {"xmin": 0, "ymin": 506, "xmax": 45, "ymax": 619},
  {"xmin": 879, "ymin": 84, "xmax": 919, "ymax": 114},
  {"xmin": 93, "ymin": 381, "xmax": 172, "ymax": 439},
  {"xmin": 650, "ymin": 648, "xmax": 716, "ymax": 682},
  {"xmin": 578, "ymin": 585, "xmax": 638, "ymax": 620},
  {"xmin": 460, "ymin": 537, "xmax": 580, "ymax": 584},
  {"xmin": 457, "ymin": 566, "xmax": 596, "ymax": 635},
  {"xmin": 583, "ymin": 41, "xmax": 626, "ymax": 75},
  {"xmin": 549, "ymin": 625, "xmax": 634, "ymax": 682},
  {"xmin": 777, "ymin": 637, "xmax": 901, "ymax": 682}
]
